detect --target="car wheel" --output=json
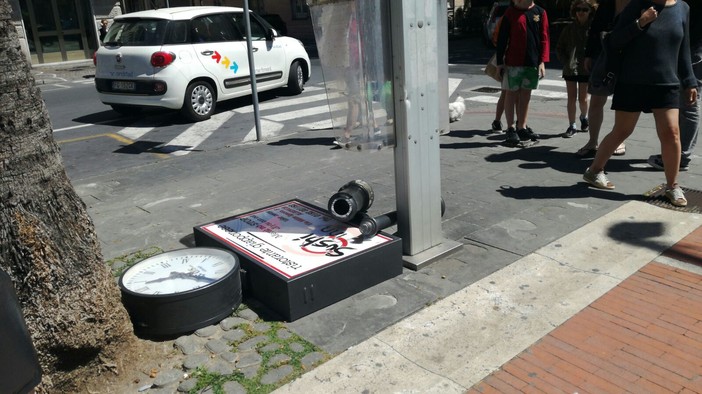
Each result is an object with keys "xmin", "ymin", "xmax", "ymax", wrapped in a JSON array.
[
  {"xmin": 286, "ymin": 61, "xmax": 304, "ymax": 95},
  {"xmin": 181, "ymin": 81, "xmax": 215, "ymax": 122},
  {"xmin": 111, "ymin": 105, "xmax": 142, "ymax": 116}
]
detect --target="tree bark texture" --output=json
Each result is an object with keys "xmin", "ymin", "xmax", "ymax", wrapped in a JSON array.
[{"xmin": 0, "ymin": 1, "xmax": 134, "ymax": 390}]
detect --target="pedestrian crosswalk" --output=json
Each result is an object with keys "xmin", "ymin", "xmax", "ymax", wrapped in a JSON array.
[{"xmin": 55, "ymin": 75, "xmax": 573, "ymax": 156}]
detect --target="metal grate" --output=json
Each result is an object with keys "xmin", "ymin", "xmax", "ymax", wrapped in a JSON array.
[
  {"xmin": 472, "ymin": 86, "xmax": 502, "ymax": 94},
  {"xmin": 643, "ymin": 185, "xmax": 702, "ymax": 213}
]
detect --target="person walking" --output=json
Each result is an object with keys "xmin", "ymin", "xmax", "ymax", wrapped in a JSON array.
[
  {"xmin": 576, "ymin": 0, "xmax": 630, "ymax": 157},
  {"xmin": 99, "ymin": 19, "xmax": 109, "ymax": 44},
  {"xmin": 647, "ymin": 0, "xmax": 701, "ymax": 171},
  {"xmin": 583, "ymin": 0, "xmax": 698, "ymax": 207},
  {"xmin": 495, "ymin": 0, "xmax": 550, "ymax": 145},
  {"xmin": 557, "ymin": 0, "xmax": 595, "ymax": 138}
]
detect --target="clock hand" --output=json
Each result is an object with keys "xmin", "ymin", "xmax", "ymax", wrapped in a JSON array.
[{"xmin": 144, "ymin": 271, "xmax": 216, "ymax": 284}]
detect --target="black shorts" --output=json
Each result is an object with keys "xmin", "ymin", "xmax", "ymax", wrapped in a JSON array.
[
  {"xmin": 611, "ymin": 83, "xmax": 680, "ymax": 113},
  {"xmin": 563, "ymin": 75, "xmax": 590, "ymax": 83}
]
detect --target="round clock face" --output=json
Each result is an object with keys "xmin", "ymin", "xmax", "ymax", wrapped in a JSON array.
[{"xmin": 120, "ymin": 247, "xmax": 238, "ymax": 295}]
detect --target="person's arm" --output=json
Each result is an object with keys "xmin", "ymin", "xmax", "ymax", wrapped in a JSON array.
[
  {"xmin": 540, "ymin": 9, "xmax": 550, "ymax": 64},
  {"xmin": 679, "ymin": 9, "xmax": 698, "ymax": 90},
  {"xmin": 607, "ymin": 0, "xmax": 647, "ymax": 51}
]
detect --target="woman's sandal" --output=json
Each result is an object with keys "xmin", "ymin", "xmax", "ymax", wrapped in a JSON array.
[
  {"xmin": 575, "ymin": 146, "xmax": 597, "ymax": 158},
  {"xmin": 613, "ymin": 144, "xmax": 626, "ymax": 156}
]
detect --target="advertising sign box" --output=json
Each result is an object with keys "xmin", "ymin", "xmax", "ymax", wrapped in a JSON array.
[{"xmin": 193, "ymin": 199, "xmax": 403, "ymax": 321}]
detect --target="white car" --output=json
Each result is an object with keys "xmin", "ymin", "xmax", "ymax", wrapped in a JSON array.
[{"xmin": 94, "ymin": 6, "xmax": 311, "ymax": 122}]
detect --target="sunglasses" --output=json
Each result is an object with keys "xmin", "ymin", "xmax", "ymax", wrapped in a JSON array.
[{"xmin": 575, "ymin": 7, "xmax": 590, "ymax": 12}]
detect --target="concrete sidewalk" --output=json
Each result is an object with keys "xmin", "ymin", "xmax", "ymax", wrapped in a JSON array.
[{"xmin": 274, "ymin": 202, "xmax": 702, "ymax": 393}]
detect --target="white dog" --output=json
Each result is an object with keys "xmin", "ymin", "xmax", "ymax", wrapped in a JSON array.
[{"xmin": 448, "ymin": 96, "xmax": 465, "ymax": 123}]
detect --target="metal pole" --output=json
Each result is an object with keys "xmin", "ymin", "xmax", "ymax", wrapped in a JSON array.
[
  {"xmin": 243, "ymin": 0, "xmax": 262, "ymax": 141},
  {"xmin": 390, "ymin": 0, "xmax": 461, "ymax": 269}
]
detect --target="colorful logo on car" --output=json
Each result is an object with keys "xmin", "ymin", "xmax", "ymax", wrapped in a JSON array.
[{"xmin": 211, "ymin": 51, "xmax": 238, "ymax": 74}]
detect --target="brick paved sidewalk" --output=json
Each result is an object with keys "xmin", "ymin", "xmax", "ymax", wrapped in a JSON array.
[{"xmin": 468, "ymin": 227, "xmax": 702, "ymax": 393}]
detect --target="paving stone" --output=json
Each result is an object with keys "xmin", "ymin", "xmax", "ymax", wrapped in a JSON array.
[
  {"xmin": 205, "ymin": 359, "xmax": 235, "ymax": 375},
  {"xmin": 220, "ymin": 351, "xmax": 238, "ymax": 363},
  {"xmin": 267, "ymin": 353, "xmax": 291, "ymax": 367},
  {"xmin": 236, "ymin": 350, "xmax": 263, "ymax": 369},
  {"xmin": 238, "ymin": 364, "xmax": 259, "ymax": 379},
  {"xmin": 253, "ymin": 322, "xmax": 271, "ymax": 332},
  {"xmin": 205, "ymin": 338, "xmax": 229, "ymax": 354},
  {"xmin": 195, "ymin": 325, "xmax": 220, "ymax": 338},
  {"xmin": 300, "ymin": 352, "xmax": 325, "ymax": 369},
  {"xmin": 276, "ymin": 328, "xmax": 293, "ymax": 340},
  {"xmin": 183, "ymin": 354, "xmax": 210, "ymax": 371},
  {"xmin": 221, "ymin": 329, "xmax": 246, "ymax": 343},
  {"xmin": 152, "ymin": 368, "xmax": 183, "ymax": 387},
  {"xmin": 222, "ymin": 381, "xmax": 247, "ymax": 394},
  {"xmin": 260, "ymin": 365, "xmax": 294, "ymax": 385},
  {"xmin": 220, "ymin": 316, "xmax": 249, "ymax": 330},
  {"xmin": 237, "ymin": 335, "xmax": 268, "ymax": 351},
  {"xmin": 174, "ymin": 336, "xmax": 200, "ymax": 355},
  {"xmin": 259, "ymin": 343, "xmax": 281, "ymax": 353},
  {"xmin": 177, "ymin": 378, "xmax": 197, "ymax": 392},
  {"xmin": 237, "ymin": 308, "xmax": 259, "ymax": 321},
  {"xmin": 289, "ymin": 342, "xmax": 306, "ymax": 353}
]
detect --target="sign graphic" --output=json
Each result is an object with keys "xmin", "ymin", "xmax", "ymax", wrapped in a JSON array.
[{"xmin": 200, "ymin": 201, "xmax": 392, "ymax": 278}]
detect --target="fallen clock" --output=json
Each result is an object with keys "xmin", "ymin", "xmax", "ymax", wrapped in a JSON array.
[{"xmin": 118, "ymin": 247, "xmax": 242, "ymax": 337}]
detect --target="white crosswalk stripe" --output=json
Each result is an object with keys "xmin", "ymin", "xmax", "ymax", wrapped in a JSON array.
[{"xmin": 104, "ymin": 77, "xmax": 571, "ymax": 156}]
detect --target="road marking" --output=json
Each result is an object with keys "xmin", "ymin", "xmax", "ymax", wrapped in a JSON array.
[
  {"xmin": 162, "ymin": 111, "xmax": 233, "ymax": 156},
  {"xmin": 57, "ymin": 132, "xmax": 134, "ymax": 145},
  {"xmin": 538, "ymin": 79, "xmax": 567, "ymax": 87},
  {"xmin": 243, "ymin": 119, "xmax": 286, "ymax": 142}
]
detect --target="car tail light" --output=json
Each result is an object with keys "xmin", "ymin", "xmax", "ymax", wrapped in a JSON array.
[
  {"xmin": 151, "ymin": 51, "xmax": 176, "ymax": 68},
  {"xmin": 93, "ymin": 51, "xmax": 97, "ymax": 66}
]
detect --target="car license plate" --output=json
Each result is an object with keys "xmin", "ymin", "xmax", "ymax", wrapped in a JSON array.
[{"xmin": 112, "ymin": 81, "xmax": 135, "ymax": 91}]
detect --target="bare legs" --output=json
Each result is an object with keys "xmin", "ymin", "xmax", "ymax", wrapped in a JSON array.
[
  {"xmin": 589, "ymin": 108, "xmax": 681, "ymax": 188},
  {"xmin": 566, "ymin": 81, "xmax": 578, "ymax": 125},
  {"xmin": 577, "ymin": 82, "xmax": 589, "ymax": 123},
  {"xmin": 514, "ymin": 89, "xmax": 532, "ymax": 130},
  {"xmin": 589, "ymin": 110, "xmax": 639, "ymax": 173},
  {"xmin": 652, "ymin": 108, "xmax": 682, "ymax": 188},
  {"xmin": 578, "ymin": 93, "xmax": 625, "ymax": 154}
]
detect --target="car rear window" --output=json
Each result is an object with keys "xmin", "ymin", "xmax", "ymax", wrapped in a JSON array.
[{"xmin": 103, "ymin": 18, "xmax": 169, "ymax": 46}]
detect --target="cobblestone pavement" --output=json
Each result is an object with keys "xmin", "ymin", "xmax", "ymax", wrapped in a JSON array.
[{"xmin": 135, "ymin": 306, "xmax": 328, "ymax": 393}]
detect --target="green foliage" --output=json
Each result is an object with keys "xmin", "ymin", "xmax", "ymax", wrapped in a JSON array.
[{"xmin": 106, "ymin": 246, "xmax": 163, "ymax": 277}]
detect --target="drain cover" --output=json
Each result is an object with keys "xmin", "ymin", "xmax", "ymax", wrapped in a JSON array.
[
  {"xmin": 643, "ymin": 185, "xmax": 702, "ymax": 213},
  {"xmin": 472, "ymin": 86, "xmax": 502, "ymax": 94}
]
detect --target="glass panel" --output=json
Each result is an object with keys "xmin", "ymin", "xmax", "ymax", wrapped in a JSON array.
[
  {"xmin": 56, "ymin": 0, "xmax": 80, "ymax": 31},
  {"xmin": 40, "ymin": 36, "xmax": 60, "ymax": 54},
  {"xmin": 308, "ymin": 0, "xmax": 394, "ymax": 150},
  {"xmin": 63, "ymin": 34, "xmax": 82, "ymax": 51},
  {"xmin": 104, "ymin": 19, "xmax": 168, "ymax": 46},
  {"xmin": 232, "ymin": 13, "xmax": 267, "ymax": 40}
]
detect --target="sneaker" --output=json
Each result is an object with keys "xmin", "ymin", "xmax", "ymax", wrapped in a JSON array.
[
  {"xmin": 491, "ymin": 120, "xmax": 503, "ymax": 132},
  {"xmin": 517, "ymin": 127, "xmax": 540, "ymax": 141},
  {"xmin": 580, "ymin": 115, "xmax": 589, "ymax": 132},
  {"xmin": 647, "ymin": 154, "xmax": 690, "ymax": 171},
  {"xmin": 583, "ymin": 168, "xmax": 615, "ymax": 189},
  {"xmin": 505, "ymin": 127, "xmax": 519, "ymax": 144},
  {"xmin": 665, "ymin": 185, "xmax": 687, "ymax": 207},
  {"xmin": 562, "ymin": 126, "xmax": 577, "ymax": 138}
]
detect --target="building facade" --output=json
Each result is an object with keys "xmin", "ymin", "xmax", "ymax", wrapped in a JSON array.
[{"xmin": 8, "ymin": 0, "xmax": 315, "ymax": 66}]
